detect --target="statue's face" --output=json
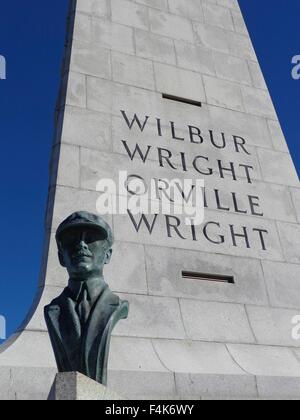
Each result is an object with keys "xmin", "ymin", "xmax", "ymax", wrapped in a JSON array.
[{"xmin": 58, "ymin": 226, "xmax": 112, "ymax": 280}]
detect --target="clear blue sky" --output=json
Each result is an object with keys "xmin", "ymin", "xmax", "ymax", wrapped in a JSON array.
[
  {"xmin": 0, "ymin": 0, "xmax": 299, "ymax": 343},
  {"xmin": 0, "ymin": 0, "xmax": 69, "ymax": 342}
]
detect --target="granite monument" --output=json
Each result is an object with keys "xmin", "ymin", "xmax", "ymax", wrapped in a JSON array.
[{"xmin": 0, "ymin": 0, "xmax": 300, "ymax": 400}]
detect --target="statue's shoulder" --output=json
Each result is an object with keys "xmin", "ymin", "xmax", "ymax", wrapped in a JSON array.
[
  {"xmin": 101, "ymin": 287, "xmax": 129, "ymax": 317},
  {"xmin": 104, "ymin": 287, "xmax": 128, "ymax": 307},
  {"xmin": 119, "ymin": 298, "xmax": 129, "ymax": 320},
  {"xmin": 44, "ymin": 289, "xmax": 69, "ymax": 313},
  {"xmin": 108, "ymin": 289, "xmax": 129, "ymax": 319}
]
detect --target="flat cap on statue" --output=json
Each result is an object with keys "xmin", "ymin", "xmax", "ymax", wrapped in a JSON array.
[{"xmin": 56, "ymin": 211, "xmax": 114, "ymax": 246}]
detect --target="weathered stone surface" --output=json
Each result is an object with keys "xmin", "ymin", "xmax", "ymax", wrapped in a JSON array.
[
  {"xmin": 74, "ymin": 14, "xmax": 135, "ymax": 54},
  {"xmin": 108, "ymin": 370, "xmax": 176, "ymax": 399},
  {"xmin": 109, "ymin": 337, "xmax": 168, "ymax": 373},
  {"xmin": 246, "ymin": 305, "xmax": 300, "ymax": 347},
  {"xmin": 175, "ymin": 41, "xmax": 215, "ymax": 75},
  {"xmin": 242, "ymin": 86, "xmax": 277, "ymax": 119},
  {"xmin": 22, "ymin": 286, "xmax": 63, "ymax": 331},
  {"xmin": 262, "ymin": 261, "xmax": 300, "ymax": 309},
  {"xmin": 70, "ymin": 40, "xmax": 111, "ymax": 79},
  {"xmin": 111, "ymin": 0, "xmax": 149, "ymax": 30},
  {"xmin": 13, "ymin": 367, "xmax": 57, "ymax": 401},
  {"xmin": 107, "ymin": 242, "xmax": 148, "ymax": 295},
  {"xmin": 65, "ymin": 71, "xmax": 86, "ymax": 108},
  {"xmin": 248, "ymin": 61, "xmax": 267, "ymax": 90},
  {"xmin": 277, "ymin": 222, "xmax": 300, "ymax": 264},
  {"xmin": 0, "ymin": 331, "xmax": 55, "ymax": 368},
  {"xmin": 216, "ymin": 0, "xmax": 240, "ymax": 11},
  {"xmin": 51, "ymin": 372, "xmax": 124, "ymax": 400},
  {"xmin": 56, "ymin": 144, "xmax": 80, "ymax": 188},
  {"xmin": 153, "ymin": 339, "xmax": 246, "ymax": 375},
  {"xmin": 145, "ymin": 246, "xmax": 269, "ymax": 305},
  {"xmin": 193, "ymin": 20, "xmax": 255, "ymax": 61},
  {"xmin": 134, "ymin": 0, "xmax": 168, "ymax": 11},
  {"xmin": 149, "ymin": 9, "xmax": 194, "ymax": 42},
  {"xmin": 213, "ymin": 51, "xmax": 251, "ymax": 85},
  {"xmin": 257, "ymin": 149, "xmax": 299, "ymax": 187},
  {"xmin": 291, "ymin": 188, "xmax": 300, "ymax": 223},
  {"xmin": 203, "ymin": 75, "xmax": 244, "ymax": 112},
  {"xmin": 193, "ymin": 22, "xmax": 229, "ymax": 53},
  {"xmin": 113, "ymin": 294, "xmax": 186, "ymax": 339},
  {"xmin": 231, "ymin": 9, "xmax": 249, "ymax": 35},
  {"xmin": 61, "ymin": 105, "xmax": 112, "ymax": 151},
  {"xmin": 76, "ymin": 0, "xmax": 109, "ymax": 17},
  {"xmin": 180, "ymin": 300, "xmax": 256, "ymax": 343},
  {"xmin": 169, "ymin": 0, "xmax": 204, "ymax": 21},
  {"xmin": 229, "ymin": 33, "xmax": 256, "ymax": 61},
  {"xmin": 267, "ymin": 119, "xmax": 290, "ymax": 153},
  {"xmin": 154, "ymin": 62, "xmax": 206, "ymax": 102},
  {"xmin": 135, "ymin": 30, "xmax": 177, "ymax": 65},
  {"xmin": 112, "ymin": 51, "xmax": 155, "ymax": 90},
  {"xmin": 227, "ymin": 344, "xmax": 300, "ymax": 377},
  {"xmin": 203, "ymin": 2, "xmax": 234, "ymax": 31},
  {"xmin": 0, "ymin": 366, "xmax": 57, "ymax": 401},
  {"xmin": 208, "ymin": 104, "xmax": 272, "ymax": 148},
  {"xmin": 0, "ymin": 368, "xmax": 13, "ymax": 400},
  {"xmin": 257, "ymin": 376, "xmax": 300, "ymax": 399},
  {"xmin": 176, "ymin": 373, "xmax": 257, "ymax": 399},
  {"xmin": 86, "ymin": 76, "xmax": 211, "ymax": 121}
]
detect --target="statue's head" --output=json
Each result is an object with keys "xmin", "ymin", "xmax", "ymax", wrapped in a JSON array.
[{"xmin": 56, "ymin": 212, "xmax": 114, "ymax": 281}]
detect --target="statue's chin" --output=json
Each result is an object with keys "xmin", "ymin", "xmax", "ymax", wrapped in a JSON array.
[{"xmin": 72, "ymin": 263, "xmax": 92, "ymax": 276}]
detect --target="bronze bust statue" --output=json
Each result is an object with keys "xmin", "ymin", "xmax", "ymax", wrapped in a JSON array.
[{"xmin": 44, "ymin": 212, "xmax": 129, "ymax": 385}]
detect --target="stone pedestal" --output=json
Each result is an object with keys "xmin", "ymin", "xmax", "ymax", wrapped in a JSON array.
[{"xmin": 49, "ymin": 372, "xmax": 124, "ymax": 401}]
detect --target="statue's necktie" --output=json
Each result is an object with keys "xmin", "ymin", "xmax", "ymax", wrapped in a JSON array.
[{"xmin": 76, "ymin": 287, "xmax": 90, "ymax": 326}]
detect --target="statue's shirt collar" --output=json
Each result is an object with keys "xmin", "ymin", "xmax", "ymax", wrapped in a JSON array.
[{"xmin": 68, "ymin": 278, "xmax": 107, "ymax": 305}]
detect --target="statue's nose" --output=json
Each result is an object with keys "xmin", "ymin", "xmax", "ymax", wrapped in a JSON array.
[{"xmin": 76, "ymin": 240, "xmax": 89, "ymax": 251}]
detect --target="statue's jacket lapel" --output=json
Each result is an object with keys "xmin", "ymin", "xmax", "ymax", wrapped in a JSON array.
[
  {"xmin": 80, "ymin": 286, "xmax": 129, "ymax": 384},
  {"xmin": 45, "ymin": 292, "xmax": 82, "ymax": 372}
]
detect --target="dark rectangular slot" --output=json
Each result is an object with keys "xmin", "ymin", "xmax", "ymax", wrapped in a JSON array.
[
  {"xmin": 162, "ymin": 94, "xmax": 202, "ymax": 108},
  {"xmin": 182, "ymin": 271, "xmax": 235, "ymax": 284}
]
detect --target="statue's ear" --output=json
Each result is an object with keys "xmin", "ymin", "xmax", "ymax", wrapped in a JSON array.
[
  {"xmin": 104, "ymin": 248, "xmax": 113, "ymax": 265},
  {"xmin": 58, "ymin": 250, "xmax": 66, "ymax": 267}
]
